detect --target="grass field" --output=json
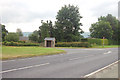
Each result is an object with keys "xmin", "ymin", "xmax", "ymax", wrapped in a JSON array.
[{"xmin": 1, "ymin": 46, "xmax": 65, "ymax": 60}]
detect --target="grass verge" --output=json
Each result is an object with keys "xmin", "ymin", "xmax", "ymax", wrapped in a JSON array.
[
  {"xmin": 56, "ymin": 45, "xmax": 119, "ymax": 48},
  {"xmin": 1, "ymin": 46, "xmax": 65, "ymax": 60},
  {"xmin": 91, "ymin": 45, "xmax": 119, "ymax": 48}
]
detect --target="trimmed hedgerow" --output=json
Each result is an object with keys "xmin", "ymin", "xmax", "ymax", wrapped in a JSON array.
[
  {"xmin": 81, "ymin": 38, "xmax": 108, "ymax": 45},
  {"xmin": 3, "ymin": 41, "xmax": 40, "ymax": 46},
  {"xmin": 55, "ymin": 42, "xmax": 91, "ymax": 48}
]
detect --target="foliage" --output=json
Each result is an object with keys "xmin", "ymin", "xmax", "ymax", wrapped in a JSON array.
[
  {"xmin": 98, "ymin": 14, "xmax": 119, "ymax": 41},
  {"xmin": 29, "ymin": 30, "xmax": 39, "ymax": 42},
  {"xmin": 81, "ymin": 38, "xmax": 88, "ymax": 42},
  {"xmin": 90, "ymin": 21, "xmax": 113, "ymax": 39},
  {"xmin": 80, "ymin": 38, "xmax": 108, "ymax": 45},
  {"xmin": 90, "ymin": 14, "xmax": 119, "ymax": 41},
  {"xmin": 1, "ymin": 24, "xmax": 8, "ymax": 41},
  {"xmin": 5, "ymin": 33, "xmax": 19, "ymax": 42},
  {"xmin": 16, "ymin": 28, "xmax": 23, "ymax": 36},
  {"xmin": 39, "ymin": 21, "xmax": 53, "ymax": 42},
  {"xmin": 55, "ymin": 4, "xmax": 84, "ymax": 42},
  {"xmin": 88, "ymin": 38, "xmax": 108, "ymax": 45},
  {"xmin": 108, "ymin": 40, "xmax": 118, "ymax": 45},
  {"xmin": 3, "ymin": 41, "xmax": 40, "ymax": 46},
  {"xmin": 55, "ymin": 42, "xmax": 90, "ymax": 47}
]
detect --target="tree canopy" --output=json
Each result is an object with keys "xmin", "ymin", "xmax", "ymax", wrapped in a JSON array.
[
  {"xmin": 90, "ymin": 21, "xmax": 113, "ymax": 39},
  {"xmin": 90, "ymin": 14, "xmax": 119, "ymax": 40},
  {"xmin": 1, "ymin": 24, "xmax": 8, "ymax": 41},
  {"xmin": 5, "ymin": 33, "xmax": 19, "ymax": 42},
  {"xmin": 29, "ymin": 30, "xmax": 39, "ymax": 42},
  {"xmin": 55, "ymin": 4, "xmax": 83, "ymax": 42}
]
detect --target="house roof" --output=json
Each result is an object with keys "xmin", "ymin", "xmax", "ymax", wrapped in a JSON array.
[{"xmin": 44, "ymin": 37, "xmax": 55, "ymax": 41}]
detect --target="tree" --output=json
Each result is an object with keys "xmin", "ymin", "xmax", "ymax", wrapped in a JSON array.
[
  {"xmin": 98, "ymin": 14, "xmax": 118, "ymax": 40},
  {"xmin": 90, "ymin": 21, "xmax": 113, "ymax": 39},
  {"xmin": 1, "ymin": 24, "xmax": 8, "ymax": 41},
  {"xmin": 29, "ymin": 30, "xmax": 39, "ymax": 42},
  {"xmin": 48, "ymin": 20, "xmax": 55, "ymax": 37},
  {"xmin": 16, "ymin": 28, "xmax": 23, "ymax": 36},
  {"xmin": 38, "ymin": 21, "xmax": 50, "ymax": 42},
  {"xmin": 55, "ymin": 4, "xmax": 83, "ymax": 42},
  {"xmin": 5, "ymin": 33, "xmax": 19, "ymax": 42}
]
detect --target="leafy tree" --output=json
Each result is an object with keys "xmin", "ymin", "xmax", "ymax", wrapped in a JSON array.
[
  {"xmin": 48, "ymin": 21, "xmax": 55, "ymax": 37},
  {"xmin": 16, "ymin": 28, "xmax": 23, "ymax": 36},
  {"xmin": 5, "ymin": 33, "xmax": 19, "ymax": 42},
  {"xmin": 55, "ymin": 4, "xmax": 84, "ymax": 42},
  {"xmin": 1, "ymin": 24, "xmax": 8, "ymax": 41},
  {"xmin": 90, "ymin": 21, "xmax": 113, "ymax": 39},
  {"xmin": 29, "ymin": 30, "xmax": 39, "ymax": 42},
  {"xmin": 98, "ymin": 14, "xmax": 118, "ymax": 40},
  {"xmin": 39, "ymin": 21, "xmax": 50, "ymax": 42}
]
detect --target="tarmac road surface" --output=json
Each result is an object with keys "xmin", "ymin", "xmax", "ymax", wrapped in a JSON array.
[{"xmin": 2, "ymin": 48, "xmax": 118, "ymax": 78}]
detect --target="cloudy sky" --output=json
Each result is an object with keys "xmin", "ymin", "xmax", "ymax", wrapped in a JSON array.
[{"xmin": 0, "ymin": 0, "xmax": 119, "ymax": 32}]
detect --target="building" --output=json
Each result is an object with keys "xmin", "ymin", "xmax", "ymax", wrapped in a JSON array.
[
  {"xmin": 118, "ymin": 1, "xmax": 120, "ymax": 21},
  {"xmin": 44, "ymin": 37, "xmax": 55, "ymax": 47}
]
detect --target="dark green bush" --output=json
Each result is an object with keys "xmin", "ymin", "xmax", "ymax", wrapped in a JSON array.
[
  {"xmin": 81, "ymin": 38, "xmax": 88, "ymax": 42},
  {"xmin": 18, "ymin": 41, "xmax": 25, "ymax": 43},
  {"xmin": 55, "ymin": 42, "xmax": 91, "ymax": 48}
]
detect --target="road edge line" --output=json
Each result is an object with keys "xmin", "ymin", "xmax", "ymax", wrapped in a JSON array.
[{"xmin": 83, "ymin": 60, "xmax": 119, "ymax": 78}]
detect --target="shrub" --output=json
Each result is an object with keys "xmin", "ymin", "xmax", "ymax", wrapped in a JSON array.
[
  {"xmin": 5, "ymin": 33, "xmax": 19, "ymax": 42},
  {"xmin": 87, "ymin": 38, "xmax": 108, "ymax": 45},
  {"xmin": 88, "ymin": 39, "xmax": 101, "ymax": 45},
  {"xmin": 55, "ymin": 42, "xmax": 91, "ymax": 48},
  {"xmin": 108, "ymin": 40, "xmax": 118, "ymax": 45},
  {"xmin": 101, "ymin": 39, "xmax": 108, "ymax": 45},
  {"xmin": 3, "ymin": 42, "xmax": 40, "ymax": 46},
  {"xmin": 81, "ymin": 38, "xmax": 88, "ymax": 42}
]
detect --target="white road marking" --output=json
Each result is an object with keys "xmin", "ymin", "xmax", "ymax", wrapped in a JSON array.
[
  {"xmin": 104, "ymin": 51, "xmax": 111, "ymax": 54},
  {"xmin": 83, "ymin": 60, "xmax": 119, "ymax": 78},
  {"xmin": 2, "ymin": 60, "xmax": 16, "ymax": 63},
  {"xmin": 83, "ymin": 49, "xmax": 104, "ymax": 50},
  {"xmin": 69, "ymin": 55, "xmax": 94, "ymax": 61},
  {"xmin": 0, "ymin": 63, "xmax": 50, "ymax": 74}
]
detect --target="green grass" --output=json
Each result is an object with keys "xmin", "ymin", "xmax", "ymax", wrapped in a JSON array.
[
  {"xmin": 1, "ymin": 46, "xmax": 65, "ymax": 60},
  {"xmin": 56, "ymin": 45, "xmax": 119, "ymax": 48},
  {"xmin": 91, "ymin": 45, "xmax": 119, "ymax": 48}
]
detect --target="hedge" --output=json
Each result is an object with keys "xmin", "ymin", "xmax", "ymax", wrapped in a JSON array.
[
  {"xmin": 108, "ymin": 40, "xmax": 118, "ymax": 45},
  {"xmin": 81, "ymin": 38, "xmax": 108, "ymax": 45},
  {"xmin": 3, "ymin": 41, "xmax": 40, "ymax": 46},
  {"xmin": 55, "ymin": 42, "xmax": 91, "ymax": 48}
]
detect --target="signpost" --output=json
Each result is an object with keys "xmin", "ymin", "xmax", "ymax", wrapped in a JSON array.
[{"xmin": 103, "ymin": 37, "xmax": 105, "ymax": 47}]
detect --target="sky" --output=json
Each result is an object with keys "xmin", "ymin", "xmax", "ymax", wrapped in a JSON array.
[{"xmin": 0, "ymin": 0, "xmax": 119, "ymax": 32}]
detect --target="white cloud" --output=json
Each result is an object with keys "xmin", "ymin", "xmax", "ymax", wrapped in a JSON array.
[{"xmin": 0, "ymin": 0, "xmax": 119, "ymax": 32}]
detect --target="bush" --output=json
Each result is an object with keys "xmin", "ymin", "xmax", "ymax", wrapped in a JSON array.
[
  {"xmin": 3, "ymin": 42, "xmax": 40, "ymax": 46},
  {"xmin": 101, "ymin": 39, "xmax": 108, "ymax": 45},
  {"xmin": 87, "ymin": 38, "xmax": 108, "ymax": 45},
  {"xmin": 108, "ymin": 40, "xmax": 118, "ymax": 45},
  {"xmin": 81, "ymin": 38, "xmax": 88, "ymax": 42},
  {"xmin": 55, "ymin": 42, "xmax": 91, "ymax": 48},
  {"xmin": 5, "ymin": 33, "xmax": 19, "ymax": 42}
]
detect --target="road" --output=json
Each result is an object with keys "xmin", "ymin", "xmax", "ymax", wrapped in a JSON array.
[{"xmin": 2, "ymin": 48, "xmax": 118, "ymax": 78}]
